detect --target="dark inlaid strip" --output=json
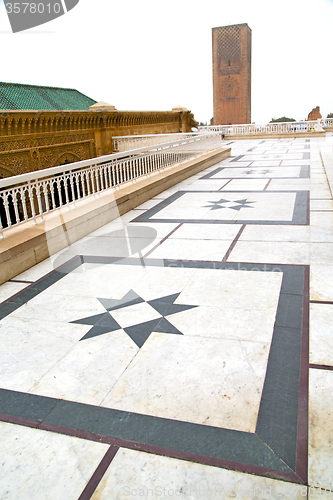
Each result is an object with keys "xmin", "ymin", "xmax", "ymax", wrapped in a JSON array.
[
  {"xmin": 222, "ymin": 224, "xmax": 246, "ymax": 262},
  {"xmin": 300, "ymin": 165, "xmax": 310, "ymax": 178},
  {"xmin": 309, "ymin": 364, "xmax": 333, "ymax": 371},
  {"xmin": 310, "ymin": 300, "xmax": 333, "ymax": 305},
  {"xmin": 0, "ymin": 413, "xmax": 303, "ymax": 485},
  {"xmin": 295, "ymin": 265, "xmax": 309, "ymax": 483},
  {"xmin": 199, "ymin": 166, "xmax": 222, "ymax": 180},
  {"xmin": 78, "ymin": 446, "xmax": 119, "ymax": 500},
  {"xmin": 263, "ymin": 179, "xmax": 271, "ymax": 191},
  {"xmin": 8, "ymin": 279, "xmax": 35, "ymax": 284},
  {"xmin": 218, "ymin": 179, "xmax": 232, "ymax": 191}
]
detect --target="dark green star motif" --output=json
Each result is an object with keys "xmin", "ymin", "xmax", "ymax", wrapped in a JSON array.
[
  {"xmin": 245, "ymin": 169, "xmax": 273, "ymax": 175},
  {"xmin": 204, "ymin": 198, "xmax": 256, "ymax": 211},
  {"xmin": 71, "ymin": 290, "xmax": 198, "ymax": 348}
]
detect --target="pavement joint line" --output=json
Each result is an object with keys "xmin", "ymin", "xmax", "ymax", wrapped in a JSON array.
[
  {"xmin": 77, "ymin": 446, "xmax": 119, "ymax": 500},
  {"xmin": 221, "ymin": 224, "xmax": 246, "ymax": 262},
  {"xmin": 309, "ymin": 364, "xmax": 333, "ymax": 371}
]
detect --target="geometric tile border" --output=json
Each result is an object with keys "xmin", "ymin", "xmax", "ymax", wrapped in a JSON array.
[
  {"xmin": 200, "ymin": 165, "xmax": 310, "ymax": 179},
  {"xmin": 132, "ymin": 191, "xmax": 310, "ymax": 225},
  {"xmin": 0, "ymin": 256, "xmax": 309, "ymax": 484}
]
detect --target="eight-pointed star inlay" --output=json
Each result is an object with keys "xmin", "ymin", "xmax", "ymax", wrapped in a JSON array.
[
  {"xmin": 245, "ymin": 169, "xmax": 273, "ymax": 175},
  {"xmin": 204, "ymin": 198, "xmax": 256, "ymax": 211},
  {"xmin": 71, "ymin": 290, "xmax": 198, "ymax": 348}
]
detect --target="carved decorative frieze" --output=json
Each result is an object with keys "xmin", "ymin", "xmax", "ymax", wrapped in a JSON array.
[{"xmin": 0, "ymin": 109, "xmax": 197, "ymax": 177}]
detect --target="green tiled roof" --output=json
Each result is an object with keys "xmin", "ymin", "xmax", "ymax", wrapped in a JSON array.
[{"xmin": 0, "ymin": 82, "xmax": 97, "ymax": 111}]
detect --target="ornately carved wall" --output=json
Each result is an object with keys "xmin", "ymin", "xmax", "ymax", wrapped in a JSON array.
[{"xmin": 0, "ymin": 110, "xmax": 197, "ymax": 178}]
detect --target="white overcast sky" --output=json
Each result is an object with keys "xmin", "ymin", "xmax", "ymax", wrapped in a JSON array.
[{"xmin": 0, "ymin": 0, "xmax": 332, "ymax": 124}]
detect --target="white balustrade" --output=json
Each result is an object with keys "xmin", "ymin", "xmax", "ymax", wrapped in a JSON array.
[
  {"xmin": 112, "ymin": 132, "xmax": 197, "ymax": 152},
  {"xmin": 198, "ymin": 119, "xmax": 329, "ymax": 136},
  {"xmin": 322, "ymin": 118, "xmax": 333, "ymax": 128},
  {"xmin": 0, "ymin": 133, "xmax": 221, "ymax": 235}
]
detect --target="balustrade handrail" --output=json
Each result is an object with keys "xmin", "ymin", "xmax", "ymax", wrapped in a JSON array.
[
  {"xmin": 0, "ymin": 132, "xmax": 221, "ymax": 234},
  {"xmin": 113, "ymin": 132, "xmax": 198, "ymax": 140},
  {"xmin": 112, "ymin": 132, "xmax": 198, "ymax": 152},
  {"xmin": 198, "ymin": 119, "xmax": 330, "ymax": 135},
  {"xmin": 0, "ymin": 133, "xmax": 213, "ymax": 190}
]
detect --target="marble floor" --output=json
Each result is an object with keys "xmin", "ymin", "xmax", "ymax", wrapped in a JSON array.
[{"xmin": 1, "ymin": 136, "xmax": 333, "ymax": 499}]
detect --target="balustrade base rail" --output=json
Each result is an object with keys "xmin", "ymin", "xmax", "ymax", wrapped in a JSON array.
[
  {"xmin": 199, "ymin": 119, "xmax": 332, "ymax": 136},
  {"xmin": 0, "ymin": 133, "xmax": 222, "ymax": 235}
]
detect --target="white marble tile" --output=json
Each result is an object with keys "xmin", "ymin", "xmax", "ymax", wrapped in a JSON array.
[
  {"xmin": 310, "ymin": 303, "xmax": 333, "ymax": 366},
  {"xmin": 20, "ymin": 263, "xmax": 148, "ymax": 303},
  {"xmin": 147, "ymin": 238, "xmax": 233, "ymax": 261},
  {"xmin": 103, "ymin": 333, "xmax": 271, "ymax": 432},
  {"xmin": 168, "ymin": 305, "xmax": 276, "ymax": 343},
  {"xmin": 168, "ymin": 223, "xmax": 242, "ymax": 240},
  {"xmin": 311, "ymin": 212, "xmax": 333, "ymax": 227},
  {"xmin": 88, "ymin": 217, "xmax": 132, "ymax": 236},
  {"xmin": 234, "ymin": 192, "xmax": 296, "ymax": 222},
  {"xmin": 189, "ymin": 180, "xmax": 231, "ymax": 191},
  {"xmin": 310, "ymin": 243, "xmax": 333, "ymax": 264},
  {"xmin": 311, "ymin": 226, "xmax": 333, "ymax": 243},
  {"xmin": 267, "ymin": 179, "xmax": 311, "ymax": 191},
  {"xmin": 0, "ymin": 316, "xmax": 86, "ymax": 392},
  {"xmin": 239, "ymin": 225, "xmax": 310, "ymax": 242},
  {"xmin": 132, "ymin": 265, "xmax": 196, "ymax": 302},
  {"xmin": 0, "ymin": 281, "xmax": 30, "ymax": 303},
  {"xmin": 92, "ymin": 448, "xmax": 305, "ymax": 500},
  {"xmin": 310, "ymin": 265, "xmax": 333, "ymax": 302},
  {"xmin": 233, "ymin": 167, "xmax": 302, "ymax": 178},
  {"xmin": 11, "ymin": 292, "xmax": 106, "ymax": 323},
  {"xmin": 221, "ymin": 179, "xmax": 268, "ymax": 190},
  {"xmin": 211, "ymin": 166, "xmax": 303, "ymax": 178},
  {"xmin": 177, "ymin": 268, "xmax": 282, "ymax": 310},
  {"xmin": 30, "ymin": 329, "xmax": 138, "ymax": 405},
  {"xmin": 53, "ymin": 233, "xmax": 162, "ymax": 258},
  {"xmin": 310, "ymin": 188, "xmax": 332, "ymax": 199},
  {"xmin": 91, "ymin": 221, "xmax": 177, "ymax": 240},
  {"xmin": 243, "ymin": 154, "xmax": 304, "ymax": 161},
  {"xmin": 309, "ymin": 369, "xmax": 333, "ymax": 489},
  {"xmin": 111, "ymin": 301, "xmax": 162, "ymax": 329},
  {"xmin": 228, "ymin": 240, "xmax": 310, "ymax": 265},
  {"xmin": 281, "ymin": 159, "xmax": 312, "ymax": 165},
  {"xmin": 227, "ymin": 161, "xmax": 253, "ymax": 167},
  {"xmin": 0, "ymin": 421, "xmax": 109, "ymax": 500}
]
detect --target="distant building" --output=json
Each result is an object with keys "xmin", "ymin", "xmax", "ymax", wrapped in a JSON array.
[
  {"xmin": 307, "ymin": 106, "xmax": 322, "ymax": 121},
  {"xmin": 212, "ymin": 23, "xmax": 251, "ymax": 125}
]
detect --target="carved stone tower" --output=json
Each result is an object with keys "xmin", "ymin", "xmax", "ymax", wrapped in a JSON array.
[{"xmin": 212, "ymin": 23, "xmax": 251, "ymax": 125}]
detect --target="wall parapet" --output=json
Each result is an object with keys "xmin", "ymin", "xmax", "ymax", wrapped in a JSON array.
[{"xmin": 0, "ymin": 109, "xmax": 198, "ymax": 177}]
